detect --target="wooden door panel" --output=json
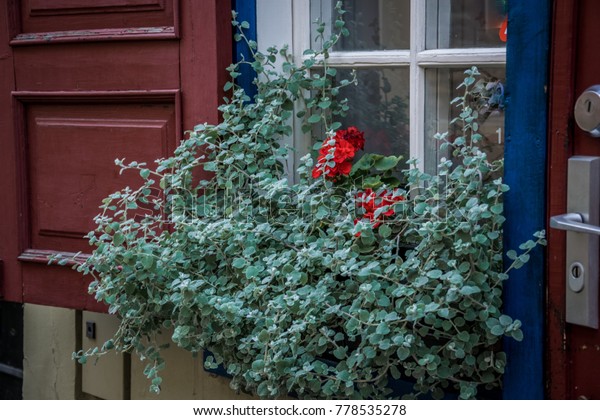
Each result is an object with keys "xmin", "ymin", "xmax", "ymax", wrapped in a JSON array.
[
  {"xmin": 562, "ymin": 0, "xmax": 600, "ymax": 399},
  {"xmin": 0, "ymin": 4, "xmax": 20, "ymax": 303},
  {"xmin": 26, "ymin": 101, "xmax": 176, "ymax": 253},
  {"xmin": 548, "ymin": 0, "xmax": 600, "ymax": 399},
  {"xmin": 20, "ymin": 0, "xmax": 175, "ymax": 34},
  {"xmin": 0, "ymin": 0, "xmax": 231, "ymax": 308},
  {"xmin": 14, "ymin": 42, "xmax": 179, "ymax": 91}
]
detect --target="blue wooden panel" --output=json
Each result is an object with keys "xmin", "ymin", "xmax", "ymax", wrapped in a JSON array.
[
  {"xmin": 503, "ymin": 0, "xmax": 551, "ymax": 400},
  {"xmin": 232, "ymin": 0, "xmax": 258, "ymax": 98}
]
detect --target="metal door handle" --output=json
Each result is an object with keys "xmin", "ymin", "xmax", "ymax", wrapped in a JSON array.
[
  {"xmin": 550, "ymin": 212, "xmax": 600, "ymax": 235},
  {"xmin": 547, "ymin": 156, "xmax": 600, "ymax": 328}
]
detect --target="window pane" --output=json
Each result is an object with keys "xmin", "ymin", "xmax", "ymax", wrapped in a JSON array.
[
  {"xmin": 426, "ymin": 0, "xmax": 507, "ymax": 49},
  {"xmin": 310, "ymin": 0, "xmax": 410, "ymax": 51},
  {"xmin": 424, "ymin": 67, "xmax": 505, "ymax": 174},
  {"xmin": 331, "ymin": 67, "xmax": 410, "ymax": 169}
]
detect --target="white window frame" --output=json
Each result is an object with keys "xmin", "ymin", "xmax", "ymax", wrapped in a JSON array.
[{"xmin": 256, "ymin": 0, "xmax": 506, "ymax": 173}]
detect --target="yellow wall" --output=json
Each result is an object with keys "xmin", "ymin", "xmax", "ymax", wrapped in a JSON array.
[
  {"xmin": 23, "ymin": 304, "xmax": 249, "ymax": 400},
  {"xmin": 23, "ymin": 304, "xmax": 78, "ymax": 399}
]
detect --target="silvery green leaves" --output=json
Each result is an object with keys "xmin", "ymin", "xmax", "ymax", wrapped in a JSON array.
[{"xmin": 72, "ymin": 13, "xmax": 544, "ymax": 402}]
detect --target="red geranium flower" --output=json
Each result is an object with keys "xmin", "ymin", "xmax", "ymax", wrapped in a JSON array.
[
  {"xmin": 336, "ymin": 126, "xmax": 365, "ymax": 151},
  {"xmin": 354, "ymin": 188, "xmax": 405, "ymax": 235},
  {"xmin": 312, "ymin": 127, "xmax": 367, "ymax": 180},
  {"xmin": 312, "ymin": 131, "xmax": 360, "ymax": 179}
]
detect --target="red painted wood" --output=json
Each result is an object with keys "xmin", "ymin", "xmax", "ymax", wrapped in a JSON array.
[
  {"xmin": 0, "ymin": 2, "xmax": 22, "ymax": 302},
  {"xmin": 179, "ymin": 0, "xmax": 231, "ymax": 130},
  {"xmin": 20, "ymin": 0, "xmax": 174, "ymax": 33},
  {"xmin": 18, "ymin": 249, "xmax": 89, "ymax": 266},
  {"xmin": 547, "ymin": 0, "xmax": 600, "ymax": 399},
  {"xmin": 26, "ymin": 102, "xmax": 176, "ymax": 252},
  {"xmin": 28, "ymin": 0, "xmax": 164, "ymax": 15},
  {"xmin": 22, "ymin": 264, "xmax": 106, "ymax": 312},
  {"xmin": 14, "ymin": 42, "xmax": 179, "ymax": 91},
  {"xmin": 547, "ymin": 0, "xmax": 578, "ymax": 400},
  {"xmin": 10, "ymin": 26, "xmax": 177, "ymax": 45},
  {"xmin": 1, "ymin": 0, "xmax": 232, "ymax": 310},
  {"xmin": 565, "ymin": 0, "xmax": 600, "ymax": 400}
]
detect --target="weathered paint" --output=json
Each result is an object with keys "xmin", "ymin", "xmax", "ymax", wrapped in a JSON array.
[
  {"xmin": 502, "ymin": 0, "xmax": 551, "ymax": 400},
  {"xmin": 23, "ymin": 304, "xmax": 77, "ymax": 399},
  {"xmin": 10, "ymin": 26, "xmax": 177, "ymax": 45}
]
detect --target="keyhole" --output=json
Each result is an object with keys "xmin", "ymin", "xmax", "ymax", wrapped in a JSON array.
[
  {"xmin": 569, "ymin": 262, "xmax": 585, "ymax": 293},
  {"xmin": 586, "ymin": 99, "xmax": 593, "ymax": 113}
]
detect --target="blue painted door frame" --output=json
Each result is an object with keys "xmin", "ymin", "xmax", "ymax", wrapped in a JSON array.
[
  {"xmin": 233, "ymin": 0, "xmax": 552, "ymax": 400},
  {"xmin": 503, "ymin": 0, "xmax": 551, "ymax": 400}
]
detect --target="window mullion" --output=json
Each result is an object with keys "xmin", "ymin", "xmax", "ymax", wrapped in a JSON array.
[
  {"xmin": 290, "ymin": 0, "xmax": 312, "ymax": 181},
  {"xmin": 410, "ymin": 0, "xmax": 427, "ymax": 172},
  {"xmin": 307, "ymin": 51, "xmax": 411, "ymax": 67},
  {"xmin": 417, "ymin": 48, "xmax": 507, "ymax": 67}
]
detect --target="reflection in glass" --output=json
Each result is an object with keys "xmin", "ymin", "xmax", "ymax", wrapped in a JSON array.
[
  {"xmin": 424, "ymin": 67, "xmax": 505, "ymax": 174},
  {"xmin": 426, "ymin": 0, "xmax": 507, "ymax": 49},
  {"xmin": 310, "ymin": 0, "xmax": 410, "ymax": 51},
  {"xmin": 331, "ymin": 67, "xmax": 410, "ymax": 170}
]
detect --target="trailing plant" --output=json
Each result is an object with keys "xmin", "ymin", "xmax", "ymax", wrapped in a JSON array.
[{"xmin": 68, "ymin": 5, "xmax": 544, "ymax": 399}]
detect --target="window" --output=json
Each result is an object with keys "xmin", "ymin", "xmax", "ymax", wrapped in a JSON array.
[{"xmin": 257, "ymin": 0, "xmax": 507, "ymax": 175}]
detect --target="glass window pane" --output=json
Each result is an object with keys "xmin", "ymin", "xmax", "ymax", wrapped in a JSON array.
[
  {"xmin": 426, "ymin": 0, "xmax": 507, "ymax": 49},
  {"xmin": 310, "ymin": 0, "xmax": 410, "ymax": 51},
  {"xmin": 329, "ymin": 67, "xmax": 410, "ymax": 170},
  {"xmin": 424, "ymin": 67, "xmax": 505, "ymax": 174}
]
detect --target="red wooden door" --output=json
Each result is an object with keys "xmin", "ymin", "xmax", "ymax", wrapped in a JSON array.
[
  {"xmin": 0, "ymin": 0, "xmax": 231, "ymax": 310},
  {"xmin": 548, "ymin": 0, "xmax": 600, "ymax": 399}
]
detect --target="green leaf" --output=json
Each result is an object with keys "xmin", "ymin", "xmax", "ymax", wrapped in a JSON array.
[
  {"xmin": 378, "ymin": 224, "xmax": 392, "ymax": 238},
  {"xmin": 396, "ymin": 347, "xmax": 410, "ymax": 361},
  {"xmin": 362, "ymin": 176, "xmax": 382, "ymax": 189},
  {"xmin": 232, "ymin": 258, "xmax": 246, "ymax": 269},
  {"xmin": 374, "ymin": 155, "xmax": 401, "ymax": 171},
  {"xmin": 414, "ymin": 202, "xmax": 428, "ymax": 215},
  {"xmin": 141, "ymin": 255, "xmax": 154, "ymax": 270},
  {"xmin": 499, "ymin": 315, "xmax": 512, "ymax": 326},
  {"xmin": 491, "ymin": 204, "xmax": 503, "ymax": 214},
  {"xmin": 333, "ymin": 346, "xmax": 347, "ymax": 359},
  {"xmin": 245, "ymin": 265, "xmax": 261, "ymax": 279},
  {"xmin": 350, "ymin": 154, "xmax": 375, "ymax": 174},
  {"xmin": 511, "ymin": 329, "xmax": 524, "ymax": 341},
  {"xmin": 363, "ymin": 346, "xmax": 376, "ymax": 359},
  {"xmin": 490, "ymin": 325, "xmax": 505, "ymax": 336},
  {"xmin": 113, "ymin": 233, "xmax": 125, "ymax": 246},
  {"xmin": 459, "ymin": 285, "xmax": 480, "ymax": 295},
  {"xmin": 376, "ymin": 322, "xmax": 390, "ymax": 335},
  {"xmin": 307, "ymin": 114, "xmax": 321, "ymax": 124},
  {"xmin": 389, "ymin": 365, "xmax": 401, "ymax": 380}
]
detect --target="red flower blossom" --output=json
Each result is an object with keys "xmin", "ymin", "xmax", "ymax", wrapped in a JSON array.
[
  {"xmin": 354, "ymin": 188, "xmax": 405, "ymax": 235},
  {"xmin": 312, "ymin": 127, "xmax": 365, "ymax": 180},
  {"xmin": 336, "ymin": 126, "xmax": 365, "ymax": 151}
]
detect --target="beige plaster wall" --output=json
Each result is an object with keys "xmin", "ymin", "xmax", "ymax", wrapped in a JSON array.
[
  {"xmin": 23, "ymin": 304, "xmax": 78, "ymax": 399},
  {"xmin": 23, "ymin": 304, "xmax": 251, "ymax": 400},
  {"xmin": 130, "ymin": 341, "xmax": 251, "ymax": 400}
]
